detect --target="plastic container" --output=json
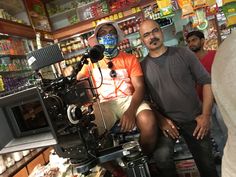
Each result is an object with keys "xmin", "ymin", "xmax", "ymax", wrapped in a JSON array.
[{"xmin": 0, "ymin": 155, "xmax": 6, "ymax": 174}]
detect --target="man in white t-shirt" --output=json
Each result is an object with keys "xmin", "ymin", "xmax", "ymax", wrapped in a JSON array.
[{"xmin": 212, "ymin": 30, "xmax": 236, "ymax": 177}]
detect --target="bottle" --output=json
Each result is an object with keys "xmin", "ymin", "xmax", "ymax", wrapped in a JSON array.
[
  {"xmin": 132, "ymin": 19, "xmax": 137, "ymax": 33},
  {"xmin": 128, "ymin": 20, "xmax": 133, "ymax": 34},
  {"xmin": 136, "ymin": 19, "xmax": 140, "ymax": 31},
  {"xmin": 123, "ymin": 22, "xmax": 129, "ymax": 35},
  {"xmin": 119, "ymin": 22, "xmax": 124, "ymax": 33},
  {"xmin": 61, "ymin": 44, "xmax": 67, "ymax": 54},
  {"xmin": 0, "ymin": 75, "xmax": 5, "ymax": 92}
]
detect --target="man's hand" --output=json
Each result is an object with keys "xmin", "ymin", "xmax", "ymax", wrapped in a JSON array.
[
  {"xmin": 159, "ymin": 117, "xmax": 179, "ymax": 139},
  {"xmin": 193, "ymin": 114, "xmax": 211, "ymax": 140},
  {"xmin": 120, "ymin": 108, "xmax": 136, "ymax": 132}
]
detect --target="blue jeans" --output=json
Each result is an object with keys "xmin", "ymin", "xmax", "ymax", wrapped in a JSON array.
[{"xmin": 152, "ymin": 120, "xmax": 219, "ymax": 177}]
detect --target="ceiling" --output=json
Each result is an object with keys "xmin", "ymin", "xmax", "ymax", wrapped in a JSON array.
[{"xmin": 0, "ymin": 0, "xmax": 26, "ymax": 15}]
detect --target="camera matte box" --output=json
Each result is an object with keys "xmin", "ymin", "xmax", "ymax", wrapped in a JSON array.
[{"xmin": 27, "ymin": 44, "xmax": 64, "ymax": 71}]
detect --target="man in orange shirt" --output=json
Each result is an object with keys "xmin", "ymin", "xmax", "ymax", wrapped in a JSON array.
[{"xmin": 77, "ymin": 20, "xmax": 157, "ymax": 177}]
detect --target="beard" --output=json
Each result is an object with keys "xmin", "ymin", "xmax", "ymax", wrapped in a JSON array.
[{"xmin": 190, "ymin": 46, "xmax": 201, "ymax": 52}]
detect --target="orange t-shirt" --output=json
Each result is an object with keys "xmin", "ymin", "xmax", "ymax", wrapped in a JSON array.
[{"xmin": 80, "ymin": 51, "xmax": 143, "ymax": 102}]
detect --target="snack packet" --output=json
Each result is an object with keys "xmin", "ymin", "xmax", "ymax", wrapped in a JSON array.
[
  {"xmin": 193, "ymin": 0, "xmax": 207, "ymax": 9},
  {"xmin": 177, "ymin": 0, "xmax": 195, "ymax": 18},
  {"xmin": 206, "ymin": 0, "xmax": 216, "ymax": 7},
  {"xmin": 223, "ymin": 0, "xmax": 236, "ymax": 5},
  {"xmin": 222, "ymin": 2, "xmax": 236, "ymax": 27}
]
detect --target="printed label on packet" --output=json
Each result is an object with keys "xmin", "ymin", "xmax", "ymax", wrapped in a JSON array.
[{"xmin": 28, "ymin": 56, "xmax": 36, "ymax": 66}]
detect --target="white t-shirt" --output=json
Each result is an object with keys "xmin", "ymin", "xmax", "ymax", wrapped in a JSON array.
[{"xmin": 212, "ymin": 30, "xmax": 236, "ymax": 177}]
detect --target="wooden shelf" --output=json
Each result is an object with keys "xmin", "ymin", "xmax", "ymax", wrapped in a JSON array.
[
  {"xmin": 0, "ymin": 19, "xmax": 35, "ymax": 39},
  {"xmin": 0, "ymin": 70, "xmax": 32, "ymax": 75},
  {"xmin": 0, "ymin": 54, "xmax": 26, "ymax": 58},
  {"xmin": 52, "ymin": 0, "xmax": 154, "ymax": 40},
  {"xmin": 0, "ymin": 19, "xmax": 53, "ymax": 42},
  {"xmin": 1, "ymin": 148, "xmax": 46, "ymax": 177},
  {"xmin": 49, "ymin": 8, "xmax": 77, "ymax": 19}
]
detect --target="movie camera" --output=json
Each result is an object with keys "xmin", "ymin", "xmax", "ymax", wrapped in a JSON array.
[{"xmin": 0, "ymin": 44, "xmax": 151, "ymax": 176}]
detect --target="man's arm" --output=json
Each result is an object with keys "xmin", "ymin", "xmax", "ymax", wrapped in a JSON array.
[
  {"xmin": 120, "ymin": 76, "xmax": 144, "ymax": 132},
  {"xmin": 202, "ymin": 84, "xmax": 214, "ymax": 116},
  {"xmin": 150, "ymin": 104, "xmax": 179, "ymax": 139},
  {"xmin": 129, "ymin": 76, "xmax": 145, "ymax": 112},
  {"xmin": 76, "ymin": 72, "xmax": 86, "ymax": 80},
  {"xmin": 193, "ymin": 84, "xmax": 214, "ymax": 139}
]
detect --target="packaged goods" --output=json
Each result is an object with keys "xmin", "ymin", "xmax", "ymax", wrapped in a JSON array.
[
  {"xmin": 222, "ymin": 2, "xmax": 236, "ymax": 27},
  {"xmin": 192, "ymin": 0, "xmax": 207, "ymax": 9},
  {"xmin": 206, "ymin": 3, "xmax": 219, "ymax": 16},
  {"xmin": 0, "ymin": 155, "xmax": 6, "ymax": 174},
  {"xmin": 223, "ymin": 0, "xmax": 236, "ymax": 5},
  {"xmin": 177, "ymin": 0, "xmax": 195, "ymax": 18},
  {"xmin": 156, "ymin": 0, "xmax": 175, "ymax": 17},
  {"xmin": 206, "ymin": 0, "xmax": 216, "ymax": 6}
]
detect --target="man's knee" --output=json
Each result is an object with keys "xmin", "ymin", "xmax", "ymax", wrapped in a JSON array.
[
  {"xmin": 136, "ymin": 109, "xmax": 157, "ymax": 134},
  {"xmin": 153, "ymin": 145, "xmax": 173, "ymax": 162}
]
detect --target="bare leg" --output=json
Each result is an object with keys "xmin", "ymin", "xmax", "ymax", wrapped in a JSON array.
[{"xmin": 136, "ymin": 110, "xmax": 158, "ymax": 155}]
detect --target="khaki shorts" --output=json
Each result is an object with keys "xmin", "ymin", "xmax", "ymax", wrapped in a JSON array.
[{"xmin": 93, "ymin": 96, "xmax": 151, "ymax": 134}]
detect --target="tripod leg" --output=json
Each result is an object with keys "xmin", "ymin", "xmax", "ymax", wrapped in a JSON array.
[{"xmin": 125, "ymin": 156, "xmax": 151, "ymax": 177}]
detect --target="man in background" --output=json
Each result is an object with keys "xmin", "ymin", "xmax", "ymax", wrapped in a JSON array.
[
  {"xmin": 212, "ymin": 30, "xmax": 236, "ymax": 177},
  {"xmin": 186, "ymin": 31, "xmax": 227, "ymax": 160},
  {"xmin": 139, "ymin": 19, "xmax": 218, "ymax": 177},
  {"xmin": 186, "ymin": 30, "xmax": 216, "ymax": 100}
]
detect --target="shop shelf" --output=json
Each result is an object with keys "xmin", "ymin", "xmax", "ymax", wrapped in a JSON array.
[
  {"xmin": 49, "ymin": 8, "xmax": 77, "ymax": 19},
  {"xmin": 0, "ymin": 54, "xmax": 26, "ymax": 58},
  {"xmin": 0, "ymin": 69, "xmax": 32, "ymax": 75}
]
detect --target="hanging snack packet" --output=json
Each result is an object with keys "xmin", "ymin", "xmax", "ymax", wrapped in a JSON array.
[
  {"xmin": 222, "ymin": 2, "xmax": 236, "ymax": 27},
  {"xmin": 156, "ymin": 0, "xmax": 175, "ymax": 18},
  {"xmin": 191, "ymin": 14, "xmax": 200, "ymax": 27},
  {"xmin": 223, "ymin": 0, "xmax": 236, "ymax": 5},
  {"xmin": 160, "ymin": 6, "xmax": 175, "ymax": 17},
  {"xmin": 191, "ymin": 8, "xmax": 207, "ymax": 28},
  {"xmin": 156, "ymin": 0, "xmax": 172, "ymax": 8},
  {"xmin": 177, "ymin": 0, "xmax": 195, "ymax": 18},
  {"xmin": 196, "ymin": 8, "xmax": 208, "ymax": 30},
  {"xmin": 206, "ymin": 3, "xmax": 219, "ymax": 17},
  {"xmin": 206, "ymin": 0, "xmax": 216, "ymax": 7},
  {"xmin": 193, "ymin": 0, "xmax": 207, "ymax": 9}
]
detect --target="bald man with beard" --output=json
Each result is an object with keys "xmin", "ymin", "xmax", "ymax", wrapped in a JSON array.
[{"xmin": 139, "ymin": 19, "xmax": 218, "ymax": 177}]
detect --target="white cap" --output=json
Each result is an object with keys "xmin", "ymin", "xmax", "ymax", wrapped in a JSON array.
[{"xmin": 88, "ymin": 20, "xmax": 125, "ymax": 46}]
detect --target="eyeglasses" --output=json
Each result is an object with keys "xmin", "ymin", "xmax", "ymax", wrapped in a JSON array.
[{"xmin": 107, "ymin": 61, "xmax": 117, "ymax": 78}]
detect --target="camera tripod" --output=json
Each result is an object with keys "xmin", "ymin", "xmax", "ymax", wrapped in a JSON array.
[{"xmin": 71, "ymin": 141, "xmax": 151, "ymax": 177}]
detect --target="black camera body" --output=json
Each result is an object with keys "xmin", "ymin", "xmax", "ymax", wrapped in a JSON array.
[{"xmin": 41, "ymin": 77, "xmax": 99, "ymax": 164}]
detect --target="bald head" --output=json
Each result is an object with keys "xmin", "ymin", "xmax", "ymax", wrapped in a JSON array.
[
  {"xmin": 139, "ymin": 19, "xmax": 164, "ymax": 52},
  {"xmin": 139, "ymin": 19, "xmax": 160, "ymax": 33}
]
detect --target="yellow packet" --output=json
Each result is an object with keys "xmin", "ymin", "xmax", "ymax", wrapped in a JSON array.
[
  {"xmin": 92, "ymin": 21, "xmax": 96, "ymax": 27},
  {"xmin": 156, "ymin": 0, "xmax": 171, "ymax": 8},
  {"xmin": 178, "ymin": 0, "xmax": 195, "ymax": 18},
  {"xmin": 118, "ymin": 12, "xmax": 123, "ymax": 18},
  {"xmin": 109, "ymin": 15, "xmax": 114, "ymax": 20},
  {"xmin": 132, "ymin": 7, "xmax": 137, "ymax": 14},
  {"xmin": 223, "ymin": 0, "xmax": 236, "ymax": 5},
  {"xmin": 193, "ymin": 0, "xmax": 207, "ymax": 9},
  {"xmin": 206, "ymin": 0, "xmax": 216, "ymax": 6}
]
